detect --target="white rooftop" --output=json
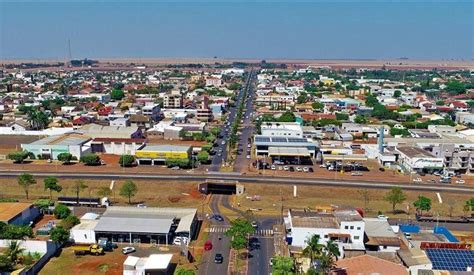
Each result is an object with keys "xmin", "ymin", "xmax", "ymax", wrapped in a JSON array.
[{"xmin": 143, "ymin": 254, "xmax": 173, "ymax": 270}]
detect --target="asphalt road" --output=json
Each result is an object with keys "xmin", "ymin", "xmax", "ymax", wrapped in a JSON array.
[
  {"xmin": 199, "ymin": 195, "xmax": 231, "ymax": 275},
  {"xmin": 209, "ymin": 71, "xmax": 254, "ymax": 172},
  {"xmin": 388, "ymin": 218, "xmax": 474, "ymax": 231},
  {"xmin": 248, "ymin": 217, "xmax": 276, "ymax": 275},
  {"xmin": 1, "ymin": 170, "xmax": 472, "ymax": 193}
]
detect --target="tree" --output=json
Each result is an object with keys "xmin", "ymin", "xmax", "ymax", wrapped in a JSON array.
[
  {"xmin": 335, "ymin": 112, "xmax": 349, "ymax": 121},
  {"xmin": 312, "ymin": 102, "xmax": 324, "ymax": 111},
  {"xmin": 297, "ymin": 92, "xmax": 308, "ymax": 104},
  {"xmin": 97, "ymin": 186, "xmax": 112, "ymax": 198},
  {"xmin": 278, "ymin": 111, "xmax": 296, "ymax": 122},
  {"xmin": 60, "ymin": 215, "xmax": 80, "ymax": 229},
  {"xmin": 74, "ymin": 180, "xmax": 88, "ymax": 205},
  {"xmin": 50, "ymin": 226, "xmax": 70, "ymax": 243},
  {"xmin": 57, "ymin": 152, "xmax": 73, "ymax": 164},
  {"xmin": 271, "ymin": 256, "xmax": 294, "ymax": 275},
  {"xmin": 302, "ymin": 235, "xmax": 324, "ymax": 266},
  {"xmin": 5, "ymin": 241, "xmax": 25, "ymax": 266},
  {"xmin": 225, "ymin": 218, "xmax": 254, "ymax": 251},
  {"xmin": 210, "ymin": 127, "xmax": 221, "ymax": 136},
  {"xmin": 80, "ymin": 153, "xmax": 101, "ymax": 166},
  {"xmin": 119, "ymin": 154, "xmax": 135, "ymax": 167},
  {"xmin": 354, "ymin": 115, "xmax": 367, "ymax": 124},
  {"xmin": 54, "ymin": 204, "xmax": 71, "ymax": 219},
  {"xmin": 8, "ymin": 151, "xmax": 30, "ymax": 163},
  {"xmin": 436, "ymin": 100, "xmax": 445, "ymax": 106},
  {"xmin": 393, "ymin": 90, "xmax": 401, "ymax": 98},
  {"xmin": 44, "ymin": 177, "xmax": 62, "ymax": 200},
  {"xmin": 0, "ymin": 254, "xmax": 13, "ymax": 271},
  {"xmin": 384, "ymin": 187, "xmax": 406, "ymax": 212},
  {"xmin": 110, "ymin": 89, "xmax": 125, "ymax": 100},
  {"xmin": 18, "ymin": 173, "xmax": 36, "ymax": 199},
  {"xmin": 197, "ymin": 151, "xmax": 209, "ymax": 164},
  {"xmin": 119, "ymin": 180, "xmax": 138, "ymax": 204},
  {"xmin": 413, "ymin": 195, "xmax": 431, "ymax": 215},
  {"xmin": 445, "ymin": 80, "xmax": 466, "ymax": 95}
]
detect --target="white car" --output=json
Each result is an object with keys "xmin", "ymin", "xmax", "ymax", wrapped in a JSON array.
[
  {"xmin": 246, "ymin": 155, "xmax": 251, "ymax": 159},
  {"xmin": 122, "ymin": 247, "xmax": 136, "ymax": 254},
  {"xmin": 271, "ymin": 165, "xmax": 276, "ymax": 170},
  {"xmin": 171, "ymin": 166, "xmax": 180, "ymax": 170},
  {"xmin": 283, "ymin": 166, "xmax": 289, "ymax": 171},
  {"xmin": 351, "ymin": 172, "xmax": 362, "ymax": 176},
  {"xmin": 303, "ymin": 167, "xmax": 309, "ymax": 172},
  {"xmin": 455, "ymin": 179, "xmax": 465, "ymax": 184},
  {"xmin": 221, "ymin": 141, "xmax": 226, "ymax": 145},
  {"xmin": 377, "ymin": 215, "xmax": 388, "ymax": 220},
  {"xmin": 413, "ymin": 178, "xmax": 422, "ymax": 183},
  {"xmin": 296, "ymin": 167, "xmax": 302, "ymax": 172},
  {"xmin": 173, "ymin": 237, "xmax": 189, "ymax": 246}
]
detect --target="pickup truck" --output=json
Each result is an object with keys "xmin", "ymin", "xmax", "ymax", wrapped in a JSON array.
[{"xmin": 73, "ymin": 244, "xmax": 104, "ymax": 256}]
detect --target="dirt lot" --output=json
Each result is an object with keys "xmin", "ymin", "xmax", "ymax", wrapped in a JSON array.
[{"xmin": 40, "ymin": 245, "xmax": 180, "ymax": 275}]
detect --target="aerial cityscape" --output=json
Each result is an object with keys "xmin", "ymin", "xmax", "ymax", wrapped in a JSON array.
[{"xmin": 0, "ymin": 1, "xmax": 473, "ymax": 275}]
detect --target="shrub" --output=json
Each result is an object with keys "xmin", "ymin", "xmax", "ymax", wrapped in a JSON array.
[
  {"xmin": 80, "ymin": 153, "xmax": 101, "ymax": 166},
  {"xmin": 7, "ymin": 151, "xmax": 29, "ymax": 163},
  {"xmin": 57, "ymin": 153, "xmax": 73, "ymax": 164},
  {"xmin": 60, "ymin": 215, "xmax": 80, "ymax": 229},
  {"xmin": 53, "ymin": 204, "xmax": 71, "ymax": 219},
  {"xmin": 50, "ymin": 226, "xmax": 70, "ymax": 243},
  {"xmin": 119, "ymin": 155, "xmax": 135, "ymax": 167}
]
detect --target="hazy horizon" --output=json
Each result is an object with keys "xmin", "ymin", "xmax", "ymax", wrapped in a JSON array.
[{"xmin": 1, "ymin": 1, "xmax": 473, "ymax": 60}]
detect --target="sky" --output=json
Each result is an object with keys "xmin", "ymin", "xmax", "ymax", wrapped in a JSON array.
[{"xmin": 0, "ymin": 1, "xmax": 473, "ymax": 60}]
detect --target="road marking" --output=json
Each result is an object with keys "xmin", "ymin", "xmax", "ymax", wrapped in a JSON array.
[{"xmin": 436, "ymin": 192, "xmax": 443, "ymax": 203}]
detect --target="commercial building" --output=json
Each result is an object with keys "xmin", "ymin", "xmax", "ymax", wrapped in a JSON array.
[
  {"xmin": 260, "ymin": 122, "xmax": 303, "ymax": 137},
  {"xmin": 163, "ymin": 94, "xmax": 183, "ymax": 109},
  {"xmin": 363, "ymin": 218, "xmax": 400, "ymax": 252},
  {"xmin": 254, "ymin": 135, "xmax": 317, "ymax": 159},
  {"xmin": 135, "ymin": 145, "xmax": 192, "ymax": 165},
  {"xmin": 90, "ymin": 138, "xmax": 146, "ymax": 155},
  {"xmin": 396, "ymin": 146, "xmax": 444, "ymax": 173},
  {"xmin": 0, "ymin": 203, "xmax": 40, "ymax": 225},
  {"xmin": 21, "ymin": 134, "xmax": 91, "ymax": 160},
  {"xmin": 79, "ymin": 124, "xmax": 143, "ymax": 139},
  {"xmin": 285, "ymin": 209, "xmax": 365, "ymax": 258},
  {"xmin": 94, "ymin": 207, "xmax": 197, "ymax": 245}
]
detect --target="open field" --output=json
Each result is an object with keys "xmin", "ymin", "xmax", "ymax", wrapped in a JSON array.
[
  {"xmin": 0, "ymin": 177, "xmax": 471, "ymax": 220},
  {"xmin": 2, "ymin": 58, "xmax": 473, "ymax": 70}
]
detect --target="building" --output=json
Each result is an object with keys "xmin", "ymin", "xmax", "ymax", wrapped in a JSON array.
[
  {"xmin": 163, "ymin": 94, "xmax": 183, "ymax": 109},
  {"xmin": 124, "ymin": 254, "xmax": 173, "ymax": 275},
  {"xmin": 335, "ymin": 254, "xmax": 408, "ymax": 274},
  {"xmin": 80, "ymin": 124, "xmax": 143, "ymax": 139},
  {"xmin": 363, "ymin": 218, "xmax": 400, "ymax": 252},
  {"xmin": 261, "ymin": 122, "xmax": 303, "ymax": 137},
  {"xmin": 142, "ymin": 105, "xmax": 161, "ymax": 121},
  {"xmin": 90, "ymin": 138, "xmax": 146, "ymax": 155},
  {"xmin": 110, "ymin": 118, "xmax": 131, "ymax": 127},
  {"xmin": 0, "ymin": 203, "xmax": 41, "ymax": 225},
  {"xmin": 205, "ymin": 77, "xmax": 222, "ymax": 87},
  {"xmin": 21, "ymin": 134, "xmax": 91, "ymax": 160},
  {"xmin": 70, "ymin": 213, "xmax": 100, "ymax": 244},
  {"xmin": 396, "ymin": 146, "xmax": 444, "ymax": 173},
  {"xmin": 94, "ymin": 206, "xmax": 197, "ymax": 244},
  {"xmin": 286, "ymin": 209, "xmax": 365, "ymax": 258},
  {"xmin": 254, "ymin": 135, "xmax": 317, "ymax": 159},
  {"xmin": 397, "ymin": 249, "xmax": 432, "ymax": 274},
  {"xmin": 135, "ymin": 144, "xmax": 192, "ymax": 165}
]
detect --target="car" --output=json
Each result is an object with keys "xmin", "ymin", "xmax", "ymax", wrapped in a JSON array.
[
  {"xmin": 289, "ymin": 167, "xmax": 295, "ymax": 172},
  {"xmin": 303, "ymin": 167, "xmax": 309, "ymax": 172},
  {"xmin": 278, "ymin": 166, "xmax": 283, "ymax": 171},
  {"xmin": 251, "ymin": 221, "xmax": 258, "ymax": 228},
  {"xmin": 221, "ymin": 141, "xmax": 226, "ymax": 145},
  {"xmin": 377, "ymin": 215, "xmax": 388, "ymax": 220},
  {"xmin": 412, "ymin": 178, "xmax": 422, "ymax": 183},
  {"xmin": 427, "ymin": 179, "xmax": 437, "ymax": 184},
  {"xmin": 433, "ymin": 171, "xmax": 441, "ymax": 176},
  {"xmin": 283, "ymin": 166, "xmax": 289, "ymax": 171},
  {"xmin": 379, "ymin": 167, "xmax": 385, "ymax": 172},
  {"xmin": 296, "ymin": 167, "xmax": 302, "ymax": 172},
  {"xmin": 308, "ymin": 167, "xmax": 314, "ymax": 173},
  {"xmin": 247, "ymin": 144, "xmax": 251, "ymax": 148},
  {"xmin": 171, "ymin": 166, "xmax": 180, "ymax": 170},
  {"xmin": 351, "ymin": 172, "xmax": 362, "ymax": 176},
  {"xmin": 319, "ymin": 164, "xmax": 326, "ymax": 168},
  {"xmin": 173, "ymin": 237, "xmax": 189, "ymax": 246},
  {"xmin": 214, "ymin": 253, "xmax": 224, "ymax": 264},
  {"xmin": 122, "ymin": 247, "xmax": 136, "ymax": 254},
  {"xmin": 204, "ymin": 240, "xmax": 213, "ymax": 251},
  {"xmin": 212, "ymin": 214, "xmax": 224, "ymax": 221},
  {"xmin": 246, "ymin": 155, "xmax": 251, "ymax": 159},
  {"xmin": 249, "ymin": 238, "xmax": 260, "ymax": 249},
  {"xmin": 455, "ymin": 179, "xmax": 465, "ymax": 184},
  {"xmin": 271, "ymin": 165, "xmax": 276, "ymax": 170}
]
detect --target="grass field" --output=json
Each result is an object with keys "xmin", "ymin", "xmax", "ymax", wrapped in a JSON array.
[{"xmin": 0, "ymin": 177, "xmax": 471, "ymax": 220}]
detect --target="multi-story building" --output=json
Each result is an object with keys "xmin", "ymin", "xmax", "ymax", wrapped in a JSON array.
[
  {"xmin": 261, "ymin": 122, "xmax": 303, "ymax": 137},
  {"xmin": 142, "ymin": 105, "xmax": 161, "ymax": 121},
  {"xmin": 163, "ymin": 94, "xmax": 183, "ymax": 109}
]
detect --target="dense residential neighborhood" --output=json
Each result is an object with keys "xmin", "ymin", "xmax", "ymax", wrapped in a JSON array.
[{"xmin": 0, "ymin": 62, "xmax": 473, "ymax": 275}]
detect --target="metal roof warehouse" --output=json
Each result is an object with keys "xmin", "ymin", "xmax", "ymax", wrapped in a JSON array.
[
  {"xmin": 254, "ymin": 135, "xmax": 317, "ymax": 157},
  {"xmin": 93, "ymin": 206, "xmax": 197, "ymax": 245}
]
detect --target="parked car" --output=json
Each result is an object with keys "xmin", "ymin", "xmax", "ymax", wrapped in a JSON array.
[
  {"xmin": 296, "ymin": 167, "xmax": 303, "ymax": 172},
  {"xmin": 122, "ymin": 247, "xmax": 136, "ymax": 254},
  {"xmin": 171, "ymin": 166, "xmax": 180, "ymax": 170},
  {"xmin": 251, "ymin": 221, "xmax": 258, "ymax": 228},
  {"xmin": 246, "ymin": 155, "xmax": 251, "ymax": 159},
  {"xmin": 211, "ymin": 214, "xmax": 224, "ymax": 221},
  {"xmin": 377, "ymin": 215, "xmax": 388, "ymax": 220},
  {"xmin": 289, "ymin": 167, "xmax": 295, "ymax": 172},
  {"xmin": 214, "ymin": 253, "xmax": 224, "ymax": 264},
  {"xmin": 351, "ymin": 172, "xmax": 362, "ymax": 176},
  {"xmin": 412, "ymin": 178, "xmax": 422, "ymax": 183},
  {"xmin": 303, "ymin": 167, "xmax": 309, "ymax": 172},
  {"xmin": 308, "ymin": 167, "xmax": 314, "ymax": 173},
  {"xmin": 283, "ymin": 166, "xmax": 289, "ymax": 171},
  {"xmin": 379, "ymin": 167, "xmax": 385, "ymax": 172},
  {"xmin": 271, "ymin": 165, "xmax": 276, "ymax": 170},
  {"xmin": 173, "ymin": 237, "xmax": 189, "ymax": 246},
  {"xmin": 455, "ymin": 179, "xmax": 465, "ymax": 184}
]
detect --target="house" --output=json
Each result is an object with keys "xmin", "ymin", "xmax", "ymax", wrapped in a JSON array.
[
  {"xmin": 109, "ymin": 117, "xmax": 131, "ymax": 127},
  {"xmin": 0, "ymin": 203, "xmax": 41, "ymax": 225},
  {"xmin": 397, "ymin": 249, "xmax": 432, "ymax": 274},
  {"xmin": 129, "ymin": 114, "xmax": 151, "ymax": 128},
  {"xmin": 205, "ymin": 77, "xmax": 222, "ymax": 87},
  {"xmin": 334, "ymin": 254, "xmax": 408, "ymax": 275},
  {"xmin": 363, "ymin": 218, "xmax": 400, "ymax": 252},
  {"xmin": 142, "ymin": 105, "xmax": 161, "ymax": 121}
]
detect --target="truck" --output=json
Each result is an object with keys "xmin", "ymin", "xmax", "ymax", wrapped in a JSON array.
[
  {"xmin": 73, "ymin": 244, "xmax": 104, "ymax": 256},
  {"xmin": 98, "ymin": 238, "xmax": 116, "ymax": 251}
]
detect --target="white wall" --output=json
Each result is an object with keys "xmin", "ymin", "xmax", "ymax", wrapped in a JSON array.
[
  {"xmin": 0, "ymin": 240, "xmax": 49, "ymax": 254},
  {"xmin": 70, "ymin": 229, "xmax": 96, "ymax": 244}
]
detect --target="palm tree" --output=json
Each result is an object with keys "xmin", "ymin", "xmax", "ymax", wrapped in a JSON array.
[
  {"xmin": 302, "ymin": 235, "xmax": 324, "ymax": 265},
  {"xmin": 6, "ymin": 241, "xmax": 25, "ymax": 265},
  {"xmin": 325, "ymin": 240, "xmax": 340, "ymax": 260}
]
